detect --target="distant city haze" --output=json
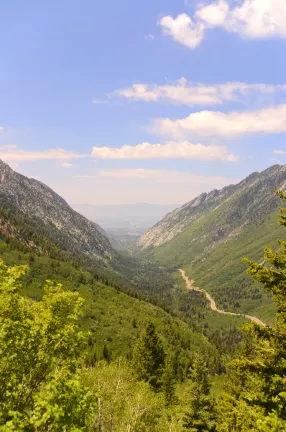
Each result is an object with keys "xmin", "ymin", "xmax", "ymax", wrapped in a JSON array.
[{"xmin": 72, "ymin": 203, "xmax": 177, "ymax": 232}]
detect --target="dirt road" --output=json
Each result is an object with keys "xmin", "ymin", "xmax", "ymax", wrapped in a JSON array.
[{"xmin": 179, "ymin": 269, "xmax": 266, "ymax": 327}]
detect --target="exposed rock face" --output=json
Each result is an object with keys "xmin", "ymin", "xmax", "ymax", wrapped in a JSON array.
[
  {"xmin": 0, "ymin": 160, "xmax": 115, "ymax": 260},
  {"xmin": 138, "ymin": 165, "xmax": 286, "ymax": 249}
]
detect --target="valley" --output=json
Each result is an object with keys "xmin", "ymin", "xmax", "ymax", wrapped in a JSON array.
[
  {"xmin": 179, "ymin": 269, "xmax": 266, "ymax": 326},
  {"xmin": 136, "ymin": 165, "xmax": 286, "ymax": 325},
  {"xmin": 2, "ymin": 2, "xmax": 286, "ymax": 428},
  {"xmin": 0, "ymin": 161, "xmax": 285, "ymax": 430}
]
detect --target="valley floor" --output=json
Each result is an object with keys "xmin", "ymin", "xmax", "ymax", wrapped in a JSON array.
[{"xmin": 179, "ymin": 269, "xmax": 267, "ymax": 327}]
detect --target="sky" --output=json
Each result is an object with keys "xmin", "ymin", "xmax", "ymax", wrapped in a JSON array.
[{"xmin": 0, "ymin": 0, "xmax": 286, "ymax": 205}]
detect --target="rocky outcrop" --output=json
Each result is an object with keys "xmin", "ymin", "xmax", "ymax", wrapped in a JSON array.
[
  {"xmin": 0, "ymin": 160, "xmax": 115, "ymax": 261},
  {"xmin": 138, "ymin": 165, "xmax": 286, "ymax": 249}
]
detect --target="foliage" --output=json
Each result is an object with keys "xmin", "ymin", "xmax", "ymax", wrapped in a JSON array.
[
  {"xmin": 215, "ymin": 190, "xmax": 286, "ymax": 430},
  {"xmin": 0, "ymin": 198, "xmax": 219, "ymax": 375},
  {"xmin": 162, "ymin": 356, "xmax": 178, "ymax": 407},
  {"xmin": 132, "ymin": 322, "xmax": 166, "ymax": 390},
  {"xmin": 183, "ymin": 353, "xmax": 215, "ymax": 431},
  {"xmin": 140, "ymin": 180, "xmax": 284, "ymax": 322},
  {"xmin": 85, "ymin": 359, "xmax": 178, "ymax": 432},
  {"xmin": 0, "ymin": 261, "xmax": 94, "ymax": 430}
]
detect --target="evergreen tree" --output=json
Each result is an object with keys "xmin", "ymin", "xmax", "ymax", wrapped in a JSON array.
[
  {"xmin": 217, "ymin": 190, "xmax": 286, "ymax": 430},
  {"xmin": 132, "ymin": 322, "xmax": 166, "ymax": 390},
  {"xmin": 241, "ymin": 190, "xmax": 286, "ymax": 425},
  {"xmin": 183, "ymin": 352, "xmax": 215, "ymax": 431},
  {"xmin": 102, "ymin": 343, "xmax": 112, "ymax": 363},
  {"xmin": 162, "ymin": 356, "xmax": 177, "ymax": 407}
]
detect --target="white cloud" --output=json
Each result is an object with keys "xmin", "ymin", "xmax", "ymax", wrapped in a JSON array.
[
  {"xmin": 195, "ymin": 0, "xmax": 229, "ymax": 27},
  {"xmin": 110, "ymin": 79, "xmax": 286, "ymax": 106},
  {"xmin": 0, "ymin": 126, "xmax": 4, "ymax": 132},
  {"xmin": 273, "ymin": 149, "xmax": 286, "ymax": 155},
  {"xmin": 0, "ymin": 145, "xmax": 18, "ymax": 150},
  {"xmin": 145, "ymin": 34, "xmax": 155, "ymax": 40},
  {"xmin": 153, "ymin": 104, "xmax": 286, "ymax": 138},
  {"xmin": 91, "ymin": 141, "xmax": 238, "ymax": 161},
  {"xmin": 61, "ymin": 162, "xmax": 73, "ymax": 168},
  {"xmin": 160, "ymin": 0, "xmax": 286, "ymax": 49},
  {"xmin": 159, "ymin": 13, "xmax": 205, "ymax": 49},
  {"xmin": 0, "ymin": 147, "xmax": 85, "ymax": 162},
  {"xmin": 221, "ymin": 0, "xmax": 286, "ymax": 39}
]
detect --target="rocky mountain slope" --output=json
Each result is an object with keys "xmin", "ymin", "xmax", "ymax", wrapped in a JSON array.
[
  {"xmin": 137, "ymin": 165, "xmax": 286, "ymax": 322},
  {"xmin": 0, "ymin": 160, "xmax": 115, "ymax": 262},
  {"xmin": 138, "ymin": 165, "xmax": 286, "ymax": 250}
]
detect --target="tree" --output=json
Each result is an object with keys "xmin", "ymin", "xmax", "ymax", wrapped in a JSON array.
[
  {"xmin": 0, "ymin": 261, "xmax": 94, "ymax": 430},
  {"xmin": 102, "ymin": 343, "xmax": 112, "ymax": 363},
  {"xmin": 86, "ymin": 359, "xmax": 169, "ymax": 432},
  {"xmin": 217, "ymin": 190, "xmax": 286, "ymax": 430},
  {"xmin": 240, "ymin": 190, "xmax": 286, "ymax": 427},
  {"xmin": 183, "ymin": 352, "xmax": 215, "ymax": 431},
  {"xmin": 132, "ymin": 322, "xmax": 166, "ymax": 390},
  {"xmin": 162, "ymin": 356, "xmax": 178, "ymax": 407}
]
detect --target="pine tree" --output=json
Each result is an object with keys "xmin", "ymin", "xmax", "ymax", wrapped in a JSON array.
[
  {"xmin": 239, "ymin": 190, "xmax": 286, "ymax": 425},
  {"xmin": 102, "ymin": 343, "xmax": 112, "ymax": 363},
  {"xmin": 132, "ymin": 322, "xmax": 166, "ymax": 390},
  {"xmin": 162, "ymin": 356, "xmax": 177, "ymax": 407},
  {"xmin": 218, "ymin": 190, "xmax": 286, "ymax": 430},
  {"xmin": 183, "ymin": 352, "xmax": 215, "ymax": 431}
]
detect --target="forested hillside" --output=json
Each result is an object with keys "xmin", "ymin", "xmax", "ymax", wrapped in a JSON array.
[
  {"xmin": 1, "ymin": 192, "xmax": 286, "ymax": 430},
  {"xmin": 0, "ymin": 196, "xmax": 219, "ymax": 373},
  {"xmin": 0, "ymin": 161, "xmax": 285, "ymax": 430},
  {"xmin": 138, "ymin": 165, "xmax": 286, "ymax": 322},
  {"xmin": 0, "ymin": 160, "xmax": 115, "ymax": 263}
]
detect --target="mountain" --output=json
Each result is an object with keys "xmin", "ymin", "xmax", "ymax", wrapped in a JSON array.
[
  {"xmin": 138, "ymin": 165, "xmax": 286, "ymax": 249},
  {"xmin": 137, "ymin": 165, "xmax": 286, "ymax": 322},
  {"xmin": 0, "ymin": 161, "xmax": 219, "ymax": 373},
  {"xmin": 0, "ymin": 160, "xmax": 114, "ymax": 263}
]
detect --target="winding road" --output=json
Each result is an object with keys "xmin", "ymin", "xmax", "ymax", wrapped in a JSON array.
[{"xmin": 179, "ymin": 269, "xmax": 266, "ymax": 327}]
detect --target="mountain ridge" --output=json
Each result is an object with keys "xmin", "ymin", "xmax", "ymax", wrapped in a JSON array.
[
  {"xmin": 0, "ymin": 160, "xmax": 115, "ymax": 262},
  {"xmin": 136, "ymin": 164, "xmax": 286, "ymax": 322},
  {"xmin": 138, "ymin": 164, "xmax": 286, "ymax": 249}
]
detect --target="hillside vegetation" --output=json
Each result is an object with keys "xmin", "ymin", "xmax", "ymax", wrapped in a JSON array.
[
  {"xmin": 138, "ymin": 165, "xmax": 286, "ymax": 322},
  {"xmin": 1, "ymin": 192, "xmax": 286, "ymax": 429}
]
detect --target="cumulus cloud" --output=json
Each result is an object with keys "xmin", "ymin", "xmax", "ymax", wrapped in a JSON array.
[
  {"xmin": 153, "ymin": 104, "xmax": 286, "ymax": 138},
  {"xmin": 91, "ymin": 141, "xmax": 238, "ymax": 161},
  {"xmin": 0, "ymin": 147, "xmax": 85, "ymax": 162},
  {"xmin": 195, "ymin": 0, "xmax": 229, "ymax": 27},
  {"xmin": 159, "ymin": 0, "xmax": 286, "ymax": 49},
  {"xmin": 110, "ymin": 79, "xmax": 286, "ymax": 106},
  {"xmin": 159, "ymin": 14, "xmax": 205, "ymax": 49}
]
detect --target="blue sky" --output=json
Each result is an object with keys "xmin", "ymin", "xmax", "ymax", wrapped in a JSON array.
[{"xmin": 0, "ymin": 0, "xmax": 286, "ymax": 205}]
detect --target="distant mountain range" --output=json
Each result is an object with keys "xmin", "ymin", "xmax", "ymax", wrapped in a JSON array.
[{"xmin": 137, "ymin": 165, "xmax": 286, "ymax": 323}]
